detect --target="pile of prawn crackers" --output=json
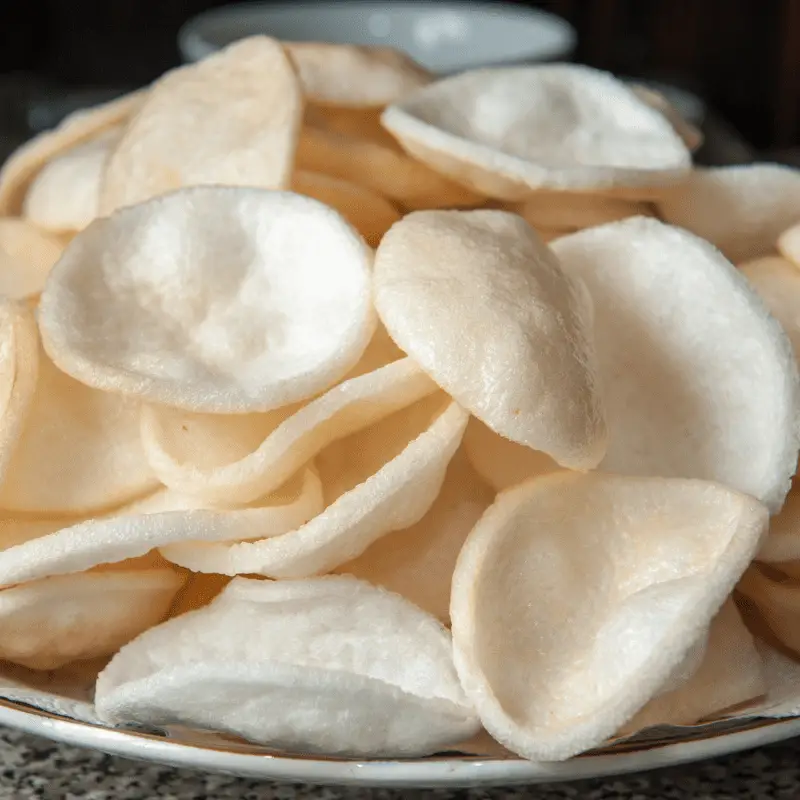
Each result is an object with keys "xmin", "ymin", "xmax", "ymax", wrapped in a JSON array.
[{"xmin": 2, "ymin": 36, "xmax": 800, "ymax": 763}]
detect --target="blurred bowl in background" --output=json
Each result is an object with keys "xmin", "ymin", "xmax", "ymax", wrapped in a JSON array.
[{"xmin": 178, "ymin": 0, "xmax": 576, "ymax": 74}]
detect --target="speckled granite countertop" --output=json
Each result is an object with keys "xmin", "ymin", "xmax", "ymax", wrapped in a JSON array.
[{"xmin": 1, "ymin": 729, "xmax": 800, "ymax": 799}]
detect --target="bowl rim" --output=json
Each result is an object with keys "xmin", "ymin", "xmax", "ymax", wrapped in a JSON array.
[{"xmin": 177, "ymin": 0, "xmax": 577, "ymax": 67}]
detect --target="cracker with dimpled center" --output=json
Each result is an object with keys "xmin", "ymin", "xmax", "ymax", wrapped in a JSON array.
[
  {"xmin": 38, "ymin": 187, "xmax": 376, "ymax": 413},
  {"xmin": 95, "ymin": 575, "xmax": 479, "ymax": 756},
  {"xmin": 450, "ymin": 471, "xmax": 768, "ymax": 761},
  {"xmin": 381, "ymin": 64, "xmax": 691, "ymax": 200}
]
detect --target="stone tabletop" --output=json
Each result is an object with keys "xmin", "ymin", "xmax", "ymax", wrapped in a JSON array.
[{"xmin": 2, "ymin": 729, "xmax": 800, "ymax": 799}]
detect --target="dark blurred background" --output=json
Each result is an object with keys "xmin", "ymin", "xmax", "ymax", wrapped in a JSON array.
[{"xmin": 0, "ymin": 0, "xmax": 797, "ymax": 161}]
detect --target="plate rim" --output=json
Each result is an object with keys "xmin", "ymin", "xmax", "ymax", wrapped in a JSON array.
[{"xmin": 1, "ymin": 701, "xmax": 799, "ymax": 787}]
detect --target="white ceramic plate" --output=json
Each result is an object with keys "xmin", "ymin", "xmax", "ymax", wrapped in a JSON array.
[
  {"xmin": 1, "ymin": 699, "xmax": 799, "ymax": 787},
  {"xmin": 177, "ymin": 0, "xmax": 576, "ymax": 74}
]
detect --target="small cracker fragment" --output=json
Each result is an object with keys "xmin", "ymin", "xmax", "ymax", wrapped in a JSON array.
[
  {"xmin": 338, "ymin": 450, "xmax": 494, "ymax": 622},
  {"xmin": 0, "ymin": 219, "xmax": 66, "ymax": 299},
  {"xmin": 304, "ymin": 105, "xmax": 399, "ymax": 148},
  {"xmin": 0, "ymin": 517, "xmax": 66, "ymax": 551},
  {"xmin": 739, "ymin": 256, "xmax": 800, "ymax": 359},
  {"xmin": 0, "ymin": 342, "xmax": 159, "ymax": 514},
  {"xmin": 510, "ymin": 192, "xmax": 654, "ymax": 232},
  {"xmin": 100, "ymin": 37, "xmax": 303, "ymax": 214},
  {"xmin": 630, "ymin": 84, "xmax": 704, "ymax": 152},
  {"xmin": 658, "ymin": 164, "xmax": 800, "ymax": 262},
  {"xmin": 0, "ymin": 300, "xmax": 39, "ymax": 483},
  {"xmin": 738, "ymin": 566, "xmax": 800, "ymax": 658},
  {"xmin": 757, "ymin": 482, "xmax": 800, "ymax": 563},
  {"xmin": 285, "ymin": 42, "xmax": 431, "ymax": 108},
  {"xmin": 296, "ymin": 124, "xmax": 483, "ymax": 210},
  {"xmin": 292, "ymin": 170, "xmax": 401, "ymax": 247},
  {"xmin": 778, "ymin": 222, "xmax": 800, "ymax": 269},
  {"xmin": 532, "ymin": 227, "xmax": 572, "ymax": 243},
  {"xmin": 23, "ymin": 127, "xmax": 120, "ymax": 233},
  {"xmin": 0, "ymin": 90, "xmax": 144, "ymax": 217},
  {"xmin": 0, "ymin": 569, "xmax": 184, "ymax": 670},
  {"xmin": 462, "ymin": 417, "xmax": 559, "ymax": 492},
  {"xmin": 167, "ymin": 573, "xmax": 231, "ymax": 619}
]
